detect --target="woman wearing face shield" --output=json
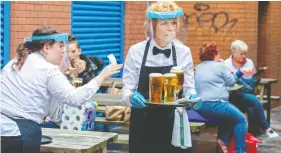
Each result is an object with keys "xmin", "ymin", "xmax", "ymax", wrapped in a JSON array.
[
  {"xmin": 42, "ymin": 34, "xmax": 105, "ymax": 128},
  {"xmin": 121, "ymin": 2, "xmax": 200, "ymax": 153},
  {"xmin": 0, "ymin": 25, "xmax": 123, "ymax": 153}
]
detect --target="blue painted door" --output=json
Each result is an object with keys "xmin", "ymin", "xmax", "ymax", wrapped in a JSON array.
[
  {"xmin": 0, "ymin": 1, "xmax": 10, "ymax": 70},
  {"xmin": 71, "ymin": 1, "xmax": 124, "ymax": 77}
]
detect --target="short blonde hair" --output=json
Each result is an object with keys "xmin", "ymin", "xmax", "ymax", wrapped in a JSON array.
[
  {"xmin": 231, "ymin": 40, "xmax": 248, "ymax": 53},
  {"xmin": 148, "ymin": 1, "xmax": 179, "ymax": 12},
  {"xmin": 145, "ymin": 1, "xmax": 181, "ymax": 38}
]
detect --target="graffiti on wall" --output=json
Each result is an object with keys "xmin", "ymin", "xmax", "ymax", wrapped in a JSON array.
[{"xmin": 186, "ymin": 3, "xmax": 239, "ymax": 41}]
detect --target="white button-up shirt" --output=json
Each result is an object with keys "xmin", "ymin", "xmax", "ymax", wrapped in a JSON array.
[
  {"xmin": 1, "ymin": 52, "xmax": 100, "ymax": 136},
  {"xmin": 121, "ymin": 39, "xmax": 197, "ymax": 105}
]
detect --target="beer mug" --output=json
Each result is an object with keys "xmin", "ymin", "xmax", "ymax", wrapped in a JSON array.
[
  {"xmin": 164, "ymin": 73, "xmax": 177, "ymax": 104},
  {"xmin": 149, "ymin": 73, "xmax": 164, "ymax": 104},
  {"xmin": 170, "ymin": 66, "xmax": 184, "ymax": 99},
  {"xmin": 73, "ymin": 78, "xmax": 83, "ymax": 88}
]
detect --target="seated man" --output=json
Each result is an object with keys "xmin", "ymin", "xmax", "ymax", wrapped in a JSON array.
[{"xmin": 224, "ymin": 40, "xmax": 279, "ymax": 138}]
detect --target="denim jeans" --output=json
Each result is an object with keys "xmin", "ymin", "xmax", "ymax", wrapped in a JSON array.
[
  {"xmin": 230, "ymin": 91, "xmax": 270, "ymax": 134},
  {"xmin": 196, "ymin": 101, "xmax": 247, "ymax": 153},
  {"xmin": 41, "ymin": 121, "xmax": 60, "ymax": 129}
]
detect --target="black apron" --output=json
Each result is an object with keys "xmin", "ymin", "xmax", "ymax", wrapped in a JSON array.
[
  {"xmin": 129, "ymin": 40, "xmax": 191, "ymax": 153},
  {"xmin": 2, "ymin": 114, "xmax": 42, "ymax": 153}
]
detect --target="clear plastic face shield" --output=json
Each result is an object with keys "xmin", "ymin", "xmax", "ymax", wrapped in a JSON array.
[
  {"xmin": 24, "ymin": 33, "xmax": 70, "ymax": 71},
  {"xmin": 146, "ymin": 7, "xmax": 188, "ymax": 46}
]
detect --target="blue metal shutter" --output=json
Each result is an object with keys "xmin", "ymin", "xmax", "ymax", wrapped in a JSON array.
[
  {"xmin": 1, "ymin": 1, "xmax": 10, "ymax": 70},
  {"xmin": 71, "ymin": 1, "xmax": 124, "ymax": 77}
]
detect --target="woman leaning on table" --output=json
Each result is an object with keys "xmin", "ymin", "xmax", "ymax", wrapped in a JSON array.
[{"xmin": 0, "ymin": 25, "xmax": 122, "ymax": 153}]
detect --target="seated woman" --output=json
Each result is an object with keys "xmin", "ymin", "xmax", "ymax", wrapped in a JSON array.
[
  {"xmin": 67, "ymin": 34, "xmax": 104, "ymax": 85},
  {"xmin": 224, "ymin": 40, "xmax": 279, "ymax": 138},
  {"xmin": 195, "ymin": 42, "xmax": 249, "ymax": 153}
]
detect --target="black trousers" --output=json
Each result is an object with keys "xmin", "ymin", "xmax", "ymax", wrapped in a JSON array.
[{"xmin": 1, "ymin": 136, "xmax": 23, "ymax": 153}]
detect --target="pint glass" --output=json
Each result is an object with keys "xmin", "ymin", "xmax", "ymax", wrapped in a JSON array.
[
  {"xmin": 164, "ymin": 73, "xmax": 177, "ymax": 104},
  {"xmin": 170, "ymin": 67, "xmax": 184, "ymax": 99},
  {"xmin": 149, "ymin": 73, "xmax": 164, "ymax": 104}
]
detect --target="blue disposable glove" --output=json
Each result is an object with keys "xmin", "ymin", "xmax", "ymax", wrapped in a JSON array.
[
  {"xmin": 188, "ymin": 94, "xmax": 202, "ymax": 102},
  {"xmin": 186, "ymin": 94, "xmax": 202, "ymax": 110},
  {"xmin": 130, "ymin": 91, "xmax": 146, "ymax": 108}
]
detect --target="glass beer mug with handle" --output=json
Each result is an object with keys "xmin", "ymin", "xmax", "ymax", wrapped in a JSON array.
[
  {"xmin": 170, "ymin": 66, "xmax": 184, "ymax": 100},
  {"xmin": 149, "ymin": 73, "xmax": 164, "ymax": 104},
  {"xmin": 164, "ymin": 73, "xmax": 177, "ymax": 104}
]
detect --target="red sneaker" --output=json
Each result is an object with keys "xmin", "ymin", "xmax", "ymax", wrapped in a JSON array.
[{"xmin": 217, "ymin": 139, "xmax": 228, "ymax": 153}]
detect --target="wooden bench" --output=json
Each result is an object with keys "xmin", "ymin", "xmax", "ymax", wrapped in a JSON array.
[
  {"xmin": 114, "ymin": 134, "xmax": 129, "ymax": 144},
  {"xmin": 95, "ymin": 117, "xmax": 129, "ymax": 127},
  {"xmin": 102, "ymin": 78, "xmax": 122, "ymax": 88},
  {"xmin": 95, "ymin": 116, "xmax": 205, "ymax": 132},
  {"xmin": 256, "ymin": 95, "xmax": 280, "ymax": 101},
  {"xmin": 257, "ymin": 78, "xmax": 279, "ymax": 124}
]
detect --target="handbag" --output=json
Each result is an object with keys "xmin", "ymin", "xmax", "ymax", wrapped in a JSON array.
[{"xmin": 105, "ymin": 82, "xmax": 131, "ymax": 123}]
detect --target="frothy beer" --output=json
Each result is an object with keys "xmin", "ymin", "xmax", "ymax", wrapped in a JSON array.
[
  {"xmin": 149, "ymin": 73, "xmax": 164, "ymax": 104},
  {"xmin": 170, "ymin": 67, "xmax": 184, "ymax": 93},
  {"xmin": 164, "ymin": 73, "xmax": 177, "ymax": 104},
  {"xmin": 73, "ymin": 78, "xmax": 83, "ymax": 88}
]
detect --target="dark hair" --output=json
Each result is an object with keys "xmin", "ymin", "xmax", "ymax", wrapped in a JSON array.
[
  {"xmin": 199, "ymin": 42, "xmax": 219, "ymax": 61},
  {"xmin": 68, "ymin": 34, "xmax": 80, "ymax": 49},
  {"xmin": 13, "ymin": 25, "xmax": 60, "ymax": 70}
]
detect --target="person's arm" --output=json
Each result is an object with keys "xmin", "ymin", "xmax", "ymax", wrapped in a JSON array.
[
  {"xmin": 121, "ymin": 47, "xmax": 139, "ymax": 106},
  {"xmin": 220, "ymin": 63, "xmax": 244, "ymax": 87},
  {"xmin": 182, "ymin": 48, "xmax": 197, "ymax": 97},
  {"xmin": 47, "ymin": 64, "xmax": 122, "ymax": 107}
]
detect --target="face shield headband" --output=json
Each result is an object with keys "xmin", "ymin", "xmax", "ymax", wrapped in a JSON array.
[{"xmin": 24, "ymin": 33, "xmax": 70, "ymax": 70}]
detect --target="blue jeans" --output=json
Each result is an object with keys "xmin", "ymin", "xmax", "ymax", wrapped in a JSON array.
[
  {"xmin": 230, "ymin": 92, "xmax": 270, "ymax": 133},
  {"xmin": 196, "ymin": 101, "xmax": 247, "ymax": 153},
  {"xmin": 41, "ymin": 121, "xmax": 60, "ymax": 129}
]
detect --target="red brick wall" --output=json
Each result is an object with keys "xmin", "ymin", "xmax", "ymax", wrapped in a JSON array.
[
  {"xmin": 123, "ymin": 1, "xmax": 259, "ymax": 66},
  {"xmin": 10, "ymin": 1, "xmax": 71, "ymax": 58},
  {"xmin": 258, "ymin": 2, "xmax": 281, "ymax": 106},
  {"xmin": 122, "ymin": 1, "xmax": 281, "ymax": 104},
  {"xmin": 176, "ymin": 1, "xmax": 258, "ymax": 65},
  {"xmin": 8, "ymin": 1, "xmax": 281, "ymax": 102},
  {"xmin": 123, "ymin": 1, "xmax": 147, "ymax": 58}
]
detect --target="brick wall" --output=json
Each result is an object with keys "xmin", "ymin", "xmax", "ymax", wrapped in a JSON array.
[
  {"xmin": 10, "ymin": 1, "xmax": 71, "ymax": 58},
  {"xmin": 122, "ymin": 1, "xmax": 281, "ymax": 105},
  {"xmin": 258, "ymin": 2, "xmax": 281, "ymax": 107},
  {"xmin": 123, "ymin": 1, "xmax": 259, "ymax": 65},
  {"xmin": 8, "ymin": 1, "xmax": 281, "ymax": 103},
  {"xmin": 176, "ymin": 1, "xmax": 258, "ymax": 65},
  {"xmin": 123, "ymin": 1, "xmax": 147, "ymax": 58}
]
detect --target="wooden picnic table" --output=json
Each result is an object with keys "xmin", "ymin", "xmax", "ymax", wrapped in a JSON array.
[
  {"xmin": 40, "ymin": 128, "xmax": 118, "ymax": 153},
  {"xmin": 258, "ymin": 78, "xmax": 278, "ymax": 124}
]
